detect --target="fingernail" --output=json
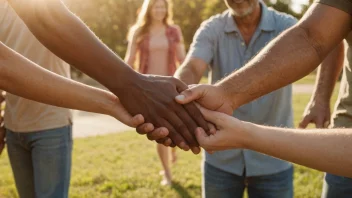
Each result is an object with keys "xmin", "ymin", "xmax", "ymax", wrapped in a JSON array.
[{"xmin": 175, "ymin": 95, "xmax": 185, "ymax": 101}]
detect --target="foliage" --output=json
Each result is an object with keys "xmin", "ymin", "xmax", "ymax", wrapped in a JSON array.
[{"xmin": 67, "ymin": 0, "xmax": 313, "ymax": 57}]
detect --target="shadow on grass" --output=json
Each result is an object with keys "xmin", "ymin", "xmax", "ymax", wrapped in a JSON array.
[{"xmin": 171, "ymin": 181, "xmax": 198, "ymax": 198}]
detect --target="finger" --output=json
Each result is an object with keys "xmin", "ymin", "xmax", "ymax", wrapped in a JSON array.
[
  {"xmin": 324, "ymin": 120, "xmax": 330, "ymax": 128},
  {"xmin": 162, "ymin": 138, "xmax": 173, "ymax": 147},
  {"xmin": 315, "ymin": 117, "xmax": 324, "ymax": 128},
  {"xmin": 190, "ymin": 146, "xmax": 201, "ymax": 154},
  {"xmin": 146, "ymin": 127, "xmax": 169, "ymax": 140},
  {"xmin": 195, "ymin": 127, "xmax": 210, "ymax": 148},
  {"xmin": 298, "ymin": 116, "xmax": 313, "ymax": 129},
  {"xmin": 155, "ymin": 137, "xmax": 170, "ymax": 145},
  {"xmin": 127, "ymin": 114, "xmax": 145, "ymax": 128},
  {"xmin": 136, "ymin": 123, "xmax": 154, "ymax": 135},
  {"xmin": 156, "ymin": 138, "xmax": 175, "ymax": 147},
  {"xmin": 173, "ymin": 104, "xmax": 201, "ymax": 144},
  {"xmin": 172, "ymin": 105, "xmax": 202, "ymax": 154},
  {"xmin": 158, "ymin": 119, "xmax": 190, "ymax": 151},
  {"xmin": 183, "ymin": 102, "xmax": 210, "ymax": 134},
  {"xmin": 0, "ymin": 144, "xmax": 4, "ymax": 155},
  {"xmin": 199, "ymin": 107, "xmax": 227, "ymax": 127},
  {"xmin": 206, "ymin": 150, "xmax": 215, "ymax": 154},
  {"xmin": 165, "ymin": 110, "xmax": 199, "ymax": 148},
  {"xmin": 174, "ymin": 80, "xmax": 209, "ymax": 138},
  {"xmin": 175, "ymin": 85, "xmax": 205, "ymax": 105},
  {"xmin": 207, "ymin": 122, "xmax": 217, "ymax": 135}
]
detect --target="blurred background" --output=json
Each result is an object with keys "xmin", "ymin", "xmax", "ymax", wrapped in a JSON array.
[{"xmin": 68, "ymin": 0, "xmax": 314, "ymax": 79}]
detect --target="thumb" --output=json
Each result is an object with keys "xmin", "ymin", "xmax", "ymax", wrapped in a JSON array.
[
  {"xmin": 199, "ymin": 106, "xmax": 227, "ymax": 127},
  {"xmin": 195, "ymin": 127, "xmax": 209, "ymax": 145},
  {"xmin": 175, "ymin": 84, "xmax": 205, "ymax": 104}
]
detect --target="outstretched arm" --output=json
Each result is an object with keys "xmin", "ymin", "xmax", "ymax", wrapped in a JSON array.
[
  {"xmin": 7, "ymin": 0, "xmax": 209, "ymax": 153},
  {"xmin": 196, "ymin": 107, "xmax": 352, "ymax": 178},
  {"xmin": 0, "ymin": 42, "xmax": 144, "ymax": 127}
]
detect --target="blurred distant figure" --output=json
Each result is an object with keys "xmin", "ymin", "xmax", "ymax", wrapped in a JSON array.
[{"xmin": 125, "ymin": 0, "xmax": 186, "ymax": 186}]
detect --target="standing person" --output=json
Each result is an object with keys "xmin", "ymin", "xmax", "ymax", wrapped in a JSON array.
[
  {"xmin": 125, "ymin": 0, "xmax": 186, "ymax": 186},
  {"xmin": 173, "ymin": 0, "xmax": 298, "ymax": 197}
]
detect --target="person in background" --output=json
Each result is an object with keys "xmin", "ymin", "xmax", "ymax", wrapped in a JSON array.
[{"xmin": 125, "ymin": 0, "xmax": 186, "ymax": 186}]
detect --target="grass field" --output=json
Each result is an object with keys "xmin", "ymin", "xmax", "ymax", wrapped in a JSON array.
[{"xmin": 0, "ymin": 83, "xmax": 341, "ymax": 198}]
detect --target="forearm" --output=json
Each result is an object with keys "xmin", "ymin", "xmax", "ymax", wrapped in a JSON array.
[
  {"xmin": 217, "ymin": 4, "xmax": 351, "ymax": 109},
  {"xmin": 8, "ymin": 0, "xmax": 139, "ymax": 93},
  {"xmin": 244, "ymin": 124, "xmax": 352, "ymax": 177},
  {"xmin": 0, "ymin": 42, "xmax": 117, "ymax": 116},
  {"xmin": 174, "ymin": 67, "xmax": 202, "ymax": 85},
  {"xmin": 174, "ymin": 58, "xmax": 207, "ymax": 85},
  {"xmin": 312, "ymin": 42, "xmax": 344, "ymax": 103}
]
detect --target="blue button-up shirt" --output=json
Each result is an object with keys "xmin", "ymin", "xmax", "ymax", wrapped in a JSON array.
[{"xmin": 188, "ymin": 3, "xmax": 297, "ymax": 176}]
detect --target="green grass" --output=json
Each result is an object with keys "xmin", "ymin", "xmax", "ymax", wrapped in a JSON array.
[
  {"xmin": 294, "ymin": 74, "xmax": 317, "ymax": 85},
  {"xmin": 0, "ymin": 85, "xmax": 341, "ymax": 198}
]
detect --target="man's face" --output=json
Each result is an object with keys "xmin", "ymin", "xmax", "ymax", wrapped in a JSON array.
[{"xmin": 224, "ymin": 0, "xmax": 258, "ymax": 17}]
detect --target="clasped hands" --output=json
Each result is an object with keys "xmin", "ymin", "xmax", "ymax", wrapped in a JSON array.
[{"xmin": 111, "ymin": 73, "xmax": 237, "ymax": 154}]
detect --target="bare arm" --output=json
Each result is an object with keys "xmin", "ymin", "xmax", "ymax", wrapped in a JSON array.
[
  {"xmin": 174, "ymin": 57, "xmax": 208, "ymax": 85},
  {"xmin": 7, "ymin": 0, "xmax": 210, "ymax": 152},
  {"xmin": 248, "ymin": 125, "xmax": 352, "ymax": 177},
  {"xmin": 0, "ymin": 42, "xmax": 143, "ymax": 127},
  {"xmin": 174, "ymin": 26, "xmax": 186, "ymax": 64},
  {"xmin": 8, "ymin": 0, "xmax": 137, "ymax": 90},
  {"xmin": 196, "ymin": 107, "xmax": 352, "ymax": 178},
  {"xmin": 124, "ymin": 30, "xmax": 139, "ymax": 70},
  {"xmin": 299, "ymin": 42, "xmax": 345, "ymax": 128},
  {"xmin": 217, "ymin": 3, "xmax": 351, "ymax": 109}
]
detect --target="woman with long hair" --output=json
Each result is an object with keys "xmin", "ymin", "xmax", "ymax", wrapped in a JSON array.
[{"xmin": 125, "ymin": 0, "xmax": 186, "ymax": 186}]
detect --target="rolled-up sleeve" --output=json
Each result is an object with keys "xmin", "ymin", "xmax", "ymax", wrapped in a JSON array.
[{"xmin": 316, "ymin": 0, "xmax": 352, "ymax": 15}]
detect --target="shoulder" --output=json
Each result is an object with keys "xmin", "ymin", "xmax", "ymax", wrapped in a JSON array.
[
  {"xmin": 201, "ymin": 11, "xmax": 228, "ymax": 30},
  {"xmin": 168, "ymin": 24, "xmax": 182, "ymax": 35},
  {"xmin": 131, "ymin": 25, "xmax": 143, "ymax": 36},
  {"xmin": 268, "ymin": 7, "xmax": 298, "ymax": 29},
  {"xmin": 196, "ymin": 11, "xmax": 229, "ymax": 37}
]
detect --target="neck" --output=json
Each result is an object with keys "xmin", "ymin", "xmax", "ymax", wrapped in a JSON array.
[
  {"xmin": 150, "ymin": 20, "xmax": 165, "ymax": 28},
  {"xmin": 233, "ymin": 3, "xmax": 261, "ymax": 30}
]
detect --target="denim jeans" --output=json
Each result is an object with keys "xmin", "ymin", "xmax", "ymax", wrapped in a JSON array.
[
  {"xmin": 6, "ymin": 125, "xmax": 72, "ymax": 198},
  {"xmin": 321, "ymin": 173, "xmax": 352, "ymax": 198},
  {"xmin": 202, "ymin": 162, "xmax": 293, "ymax": 198}
]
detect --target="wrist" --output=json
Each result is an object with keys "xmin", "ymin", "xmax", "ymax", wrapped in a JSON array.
[
  {"xmin": 214, "ymin": 83, "xmax": 238, "ymax": 111},
  {"xmin": 109, "ymin": 68, "xmax": 144, "ymax": 96},
  {"xmin": 96, "ymin": 90, "xmax": 119, "ymax": 117},
  {"xmin": 310, "ymin": 94, "xmax": 330, "ymax": 109},
  {"xmin": 239, "ymin": 121, "xmax": 259, "ymax": 149},
  {"xmin": 312, "ymin": 95, "xmax": 330, "ymax": 106}
]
